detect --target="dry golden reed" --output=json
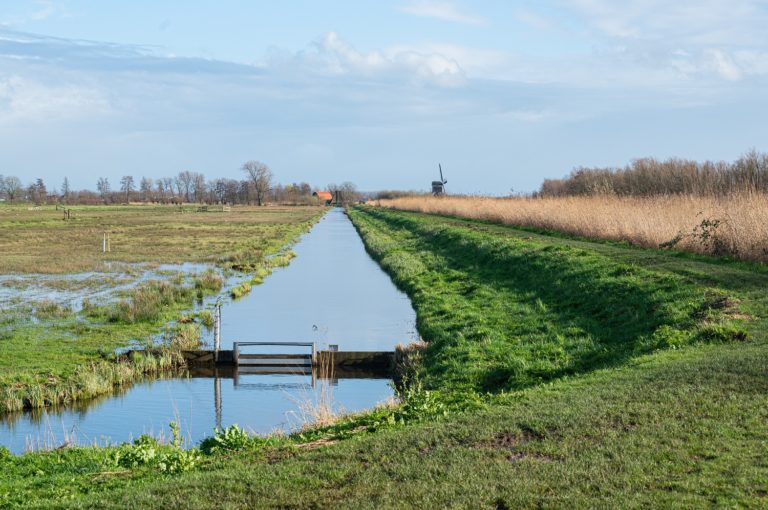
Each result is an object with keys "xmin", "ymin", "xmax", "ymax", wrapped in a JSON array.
[{"xmin": 379, "ymin": 193, "xmax": 768, "ymax": 263}]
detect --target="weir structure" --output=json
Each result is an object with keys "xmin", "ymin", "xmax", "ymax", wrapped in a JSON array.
[{"xmin": 176, "ymin": 343, "xmax": 395, "ymax": 372}]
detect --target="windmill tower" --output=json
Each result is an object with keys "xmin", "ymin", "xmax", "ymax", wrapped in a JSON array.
[{"xmin": 431, "ymin": 164, "xmax": 448, "ymax": 196}]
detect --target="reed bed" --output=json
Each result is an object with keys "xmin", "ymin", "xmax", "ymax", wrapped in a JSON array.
[{"xmin": 379, "ymin": 193, "xmax": 768, "ymax": 263}]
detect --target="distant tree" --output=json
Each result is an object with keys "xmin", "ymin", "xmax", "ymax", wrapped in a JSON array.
[
  {"xmin": 176, "ymin": 171, "xmax": 195, "ymax": 203},
  {"xmin": 327, "ymin": 182, "xmax": 359, "ymax": 205},
  {"xmin": 192, "ymin": 173, "xmax": 206, "ymax": 203},
  {"xmin": 298, "ymin": 182, "xmax": 312, "ymax": 196},
  {"xmin": 120, "ymin": 175, "xmax": 135, "ymax": 202},
  {"xmin": 27, "ymin": 178, "xmax": 47, "ymax": 205},
  {"xmin": 221, "ymin": 179, "xmax": 240, "ymax": 204},
  {"xmin": 139, "ymin": 177, "xmax": 153, "ymax": 202},
  {"xmin": 2, "ymin": 176, "xmax": 22, "ymax": 202},
  {"xmin": 161, "ymin": 177, "xmax": 175, "ymax": 201},
  {"xmin": 155, "ymin": 178, "xmax": 167, "ymax": 202},
  {"xmin": 97, "ymin": 177, "xmax": 111, "ymax": 203},
  {"xmin": 61, "ymin": 177, "xmax": 71, "ymax": 203},
  {"xmin": 241, "ymin": 160, "xmax": 273, "ymax": 206}
]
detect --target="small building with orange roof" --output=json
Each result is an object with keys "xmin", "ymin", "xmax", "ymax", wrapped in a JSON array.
[{"xmin": 313, "ymin": 191, "xmax": 333, "ymax": 205}]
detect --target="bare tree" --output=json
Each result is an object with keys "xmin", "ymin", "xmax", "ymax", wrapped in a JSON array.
[
  {"xmin": 97, "ymin": 177, "xmax": 111, "ymax": 203},
  {"xmin": 155, "ymin": 179, "xmax": 166, "ymax": 202},
  {"xmin": 162, "ymin": 177, "xmax": 175, "ymax": 202},
  {"xmin": 176, "ymin": 171, "xmax": 195, "ymax": 203},
  {"xmin": 139, "ymin": 177, "xmax": 153, "ymax": 202},
  {"xmin": 241, "ymin": 160, "xmax": 273, "ymax": 206},
  {"xmin": 0, "ymin": 175, "xmax": 21, "ymax": 202},
  {"xmin": 192, "ymin": 172, "xmax": 206, "ymax": 203},
  {"xmin": 120, "ymin": 175, "xmax": 135, "ymax": 203}
]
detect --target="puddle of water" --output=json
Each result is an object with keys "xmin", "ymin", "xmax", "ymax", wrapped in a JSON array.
[
  {"xmin": 0, "ymin": 209, "xmax": 417, "ymax": 454},
  {"xmin": 0, "ymin": 262, "xmax": 216, "ymax": 312}
]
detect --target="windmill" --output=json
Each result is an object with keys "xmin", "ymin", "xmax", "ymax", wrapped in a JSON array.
[{"xmin": 431, "ymin": 164, "xmax": 448, "ymax": 196}]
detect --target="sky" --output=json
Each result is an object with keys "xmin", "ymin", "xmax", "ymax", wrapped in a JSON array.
[{"xmin": 1, "ymin": 1, "xmax": 767, "ymax": 194}]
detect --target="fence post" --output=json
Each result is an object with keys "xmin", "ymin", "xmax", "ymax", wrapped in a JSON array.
[{"xmin": 213, "ymin": 301, "xmax": 222, "ymax": 361}]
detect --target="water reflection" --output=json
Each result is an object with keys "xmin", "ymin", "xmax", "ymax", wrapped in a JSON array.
[
  {"xmin": 0, "ymin": 367, "xmax": 393, "ymax": 454},
  {"xmin": 211, "ymin": 208, "xmax": 418, "ymax": 351}
]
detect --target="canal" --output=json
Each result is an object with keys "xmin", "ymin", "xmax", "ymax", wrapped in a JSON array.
[{"xmin": 0, "ymin": 208, "xmax": 418, "ymax": 453}]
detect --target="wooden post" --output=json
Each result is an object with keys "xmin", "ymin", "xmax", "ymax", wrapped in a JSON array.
[
  {"xmin": 213, "ymin": 301, "xmax": 221, "ymax": 361},
  {"xmin": 102, "ymin": 233, "xmax": 106, "ymax": 253}
]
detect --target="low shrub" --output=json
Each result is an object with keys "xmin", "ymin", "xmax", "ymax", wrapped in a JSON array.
[
  {"xmin": 200, "ymin": 425, "xmax": 254, "ymax": 455},
  {"xmin": 112, "ymin": 423, "xmax": 201, "ymax": 474}
]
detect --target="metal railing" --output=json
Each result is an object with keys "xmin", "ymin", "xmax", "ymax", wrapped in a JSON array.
[{"xmin": 233, "ymin": 341, "xmax": 316, "ymax": 366}]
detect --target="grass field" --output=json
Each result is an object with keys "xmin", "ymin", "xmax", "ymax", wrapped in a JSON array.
[
  {"xmin": 0, "ymin": 204, "xmax": 322, "ymax": 274},
  {"xmin": 0, "ymin": 204, "xmax": 324, "ymax": 414},
  {"xmin": 1, "ymin": 206, "xmax": 765, "ymax": 508},
  {"xmin": 379, "ymin": 193, "xmax": 768, "ymax": 263}
]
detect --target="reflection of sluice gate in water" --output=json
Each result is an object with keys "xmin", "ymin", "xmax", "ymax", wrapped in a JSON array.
[{"xmin": 198, "ymin": 360, "xmax": 394, "ymax": 430}]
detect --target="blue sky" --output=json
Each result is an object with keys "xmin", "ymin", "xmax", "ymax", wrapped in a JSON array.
[{"xmin": 1, "ymin": 0, "xmax": 767, "ymax": 193}]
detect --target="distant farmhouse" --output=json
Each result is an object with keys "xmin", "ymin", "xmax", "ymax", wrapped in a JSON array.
[{"xmin": 313, "ymin": 191, "xmax": 333, "ymax": 205}]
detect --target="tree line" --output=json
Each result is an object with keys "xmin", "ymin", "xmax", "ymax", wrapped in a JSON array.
[
  {"xmin": 0, "ymin": 160, "xmax": 359, "ymax": 206},
  {"xmin": 538, "ymin": 150, "xmax": 768, "ymax": 197}
]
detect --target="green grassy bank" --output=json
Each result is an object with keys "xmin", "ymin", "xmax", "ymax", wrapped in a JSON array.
[{"xmin": 1, "ymin": 207, "xmax": 766, "ymax": 508}]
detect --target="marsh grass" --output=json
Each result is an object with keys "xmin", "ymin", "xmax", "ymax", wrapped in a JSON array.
[
  {"xmin": 193, "ymin": 270, "xmax": 223, "ymax": 293},
  {"xmin": 33, "ymin": 300, "xmax": 72, "ymax": 320},
  {"xmin": 230, "ymin": 249, "xmax": 299, "ymax": 297},
  {"xmin": 160, "ymin": 323, "xmax": 202, "ymax": 350},
  {"xmin": 229, "ymin": 281, "xmax": 251, "ymax": 299},
  {"xmin": 380, "ymin": 193, "xmax": 768, "ymax": 263},
  {"xmin": 294, "ymin": 356, "xmax": 339, "ymax": 430},
  {"xmin": 0, "ymin": 350, "xmax": 186, "ymax": 413}
]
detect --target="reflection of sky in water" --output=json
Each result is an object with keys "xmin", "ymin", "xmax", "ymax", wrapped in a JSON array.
[
  {"xmin": 0, "ymin": 374, "xmax": 394, "ymax": 454},
  {"xmin": 0, "ymin": 209, "xmax": 417, "ymax": 453},
  {"xmin": 214, "ymin": 208, "xmax": 418, "ymax": 351}
]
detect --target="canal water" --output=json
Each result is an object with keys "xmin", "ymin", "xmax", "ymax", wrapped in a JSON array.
[{"xmin": 0, "ymin": 208, "xmax": 418, "ymax": 454}]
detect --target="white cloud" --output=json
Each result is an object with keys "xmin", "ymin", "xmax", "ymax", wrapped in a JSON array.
[
  {"xmin": 386, "ymin": 42, "xmax": 514, "ymax": 80},
  {"xmin": 705, "ymin": 50, "xmax": 743, "ymax": 81},
  {"xmin": 397, "ymin": 1, "xmax": 486, "ymax": 25},
  {"xmin": 0, "ymin": 74, "xmax": 113, "ymax": 124},
  {"xmin": 564, "ymin": 0, "xmax": 767, "ymax": 43},
  {"xmin": 286, "ymin": 32, "xmax": 467, "ymax": 87},
  {"xmin": 30, "ymin": 1, "xmax": 58, "ymax": 21},
  {"xmin": 560, "ymin": 0, "xmax": 768, "ymax": 82}
]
